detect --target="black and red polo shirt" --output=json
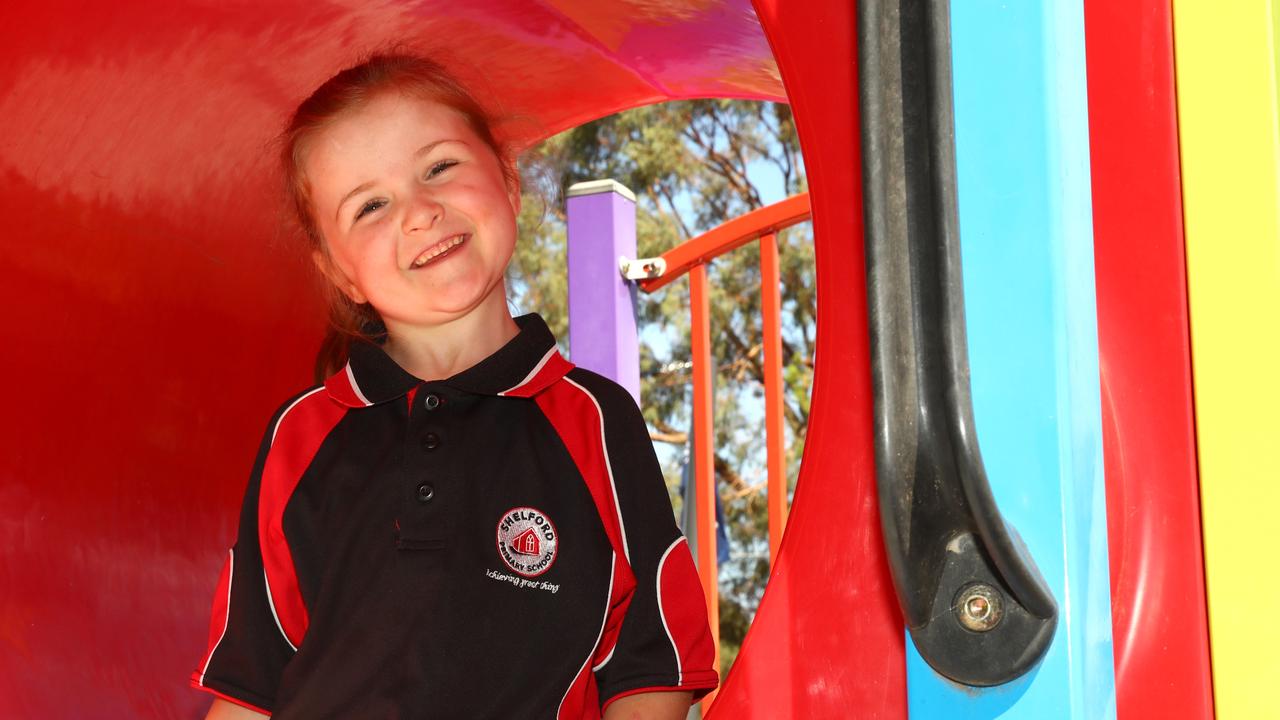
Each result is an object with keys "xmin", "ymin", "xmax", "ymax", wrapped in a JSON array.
[{"xmin": 190, "ymin": 313, "xmax": 718, "ymax": 718}]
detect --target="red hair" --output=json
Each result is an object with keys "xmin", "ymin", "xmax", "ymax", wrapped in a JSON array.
[{"xmin": 281, "ymin": 52, "xmax": 517, "ymax": 381}]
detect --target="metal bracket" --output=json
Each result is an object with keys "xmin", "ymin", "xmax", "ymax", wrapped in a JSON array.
[
  {"xmin": 618, "ymin": 255, "xmax": 667, "ymax": 281},
  {"xmin": 859, "ymin": 0, "xmax": 1058, "ymax": 687}
]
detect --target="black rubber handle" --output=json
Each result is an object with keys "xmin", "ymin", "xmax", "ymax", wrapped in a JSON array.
[{"xmin": 858, "ymin": 0, "xmax": 1058, "ymax": 687}]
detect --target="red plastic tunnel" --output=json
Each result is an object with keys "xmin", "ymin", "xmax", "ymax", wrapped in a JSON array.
[{"xmin": 0, "ymin": 0, "xmax": 1210, "ymax": 717}]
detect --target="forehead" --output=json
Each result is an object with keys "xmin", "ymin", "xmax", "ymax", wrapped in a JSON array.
[
  {"xmin": 331, "ymin": 92, "xmax": 472, "ymax": 146},
  {"xmin": 305, "ymin": 93, "xmax": 476, "ymax": 188}
]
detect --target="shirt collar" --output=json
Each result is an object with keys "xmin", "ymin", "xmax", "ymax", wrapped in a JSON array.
[{"xmin": 323, "ymin": 313, "xmax": 574, "ymax": 408}]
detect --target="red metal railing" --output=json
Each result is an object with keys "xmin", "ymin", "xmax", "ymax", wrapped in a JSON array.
[{"xmin": 638, "ymin": 193, "xmax": 812, "ymax": 701}]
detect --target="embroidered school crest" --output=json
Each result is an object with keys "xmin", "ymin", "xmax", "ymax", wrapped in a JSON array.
[{"xmin": 496, "ymin": 507, "xmax": 559, "ymax": 577}]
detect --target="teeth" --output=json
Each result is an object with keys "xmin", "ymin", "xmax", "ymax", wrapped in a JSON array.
[{"xmin": 411, "ymin": 234, "xmax": 467, "ymax": 268}]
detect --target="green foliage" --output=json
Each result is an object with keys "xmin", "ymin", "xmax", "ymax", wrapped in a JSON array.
[{"xmin": 508, "ymin": 100, "xmax": 814, "ymax": 677}]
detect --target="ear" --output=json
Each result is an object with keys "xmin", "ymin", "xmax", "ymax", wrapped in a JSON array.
[{"xmin": 311, "ymin": 248, "xmax": 369, "ymax": 305}]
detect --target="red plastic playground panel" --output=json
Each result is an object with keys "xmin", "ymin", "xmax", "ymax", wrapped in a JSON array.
[
  {"xmin": 1083, "ymin": 1, "xmax": 1214, "ymax": 717},
  {"xmin": 0, "ymin": 0, "xmax": 907, "ymax": 717},
  {"xmin": 709, "ymin": 2, "xmax": 906, "ymax": 715}
]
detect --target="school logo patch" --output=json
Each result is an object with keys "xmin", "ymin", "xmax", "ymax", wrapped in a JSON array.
[{"xmin": 496, "ymin": 507, "xmax": 559, "ymax": 577}]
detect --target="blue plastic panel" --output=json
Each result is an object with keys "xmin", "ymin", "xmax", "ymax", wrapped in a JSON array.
[{"xmin": 905, "ymin": 1, "xmax": 1116, "ymax": 717}]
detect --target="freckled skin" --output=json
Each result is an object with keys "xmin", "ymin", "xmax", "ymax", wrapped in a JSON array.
[
  {"xmin": 302, "ymin": 91, "xmax": 524, "ymax": 381},
  {"xmin": 304, "ymin": 92, "xmax": 520, "ymax": 326}
]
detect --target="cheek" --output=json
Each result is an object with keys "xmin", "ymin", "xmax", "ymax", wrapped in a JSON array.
[
  {"xmin": 325, "ymin": 240, "xmax": 361, "ymax": 278},
  {"xmin": 324, "ymin": 237, "xmax": 379, "ymax": 292},
  {"xmin": 481, "ymin": 213, "xmax": 518, "ymax": 262},
  {"xmin": 479, "ymin": 191, "xmax": 519, "ymax": 240}
]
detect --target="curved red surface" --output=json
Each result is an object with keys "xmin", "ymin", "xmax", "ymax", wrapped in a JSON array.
[
  {"xmin": 1083, "ymin": 1, "xmax": 1214, "ymax": 717},
  {"xmin": 0, "ymin": 2, "xmax": 786, "ymax": 717},
  {"xmin": 5, "ymin": 0, "xmax": 1219, "ymax": 716},
  {"xmin": 0, "ymin": 0, "xmax": 908, "ymax": 717},
  {"xmin": 707, "ymin": 1, "xmax": 907, "ymax": 718}
]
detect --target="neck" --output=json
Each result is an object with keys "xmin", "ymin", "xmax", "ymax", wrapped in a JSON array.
[{"xmin": 379, "ymin": 284, "xmax": 520, "ymax": 382}]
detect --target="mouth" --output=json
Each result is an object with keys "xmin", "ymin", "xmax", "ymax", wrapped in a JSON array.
[{"xmin": 410, "ymin": 233, "xmax": 469, "ymax": 269}]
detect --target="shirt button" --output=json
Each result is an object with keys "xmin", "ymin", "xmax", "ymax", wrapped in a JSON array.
[
  {"xmin": 421, "ymin": 432, "xmax": 441, "ymax": 450},
  {"xmin": 423, "ymin": 393, "xmax": 441, "ymax": 411},
  {"xmin": 416, "ymin": 483, "xmax": 435, "ymax": 503}
]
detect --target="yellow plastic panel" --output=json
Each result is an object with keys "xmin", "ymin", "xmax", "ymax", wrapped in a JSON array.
[{"xmin": 1172, "ymin": 2, "xmax": 1280, "ymax": 717}]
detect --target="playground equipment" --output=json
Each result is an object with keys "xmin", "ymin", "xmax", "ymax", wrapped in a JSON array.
[{"xmin": 3, "ymin": 0, "xmax": 1277, "ymax": 717}]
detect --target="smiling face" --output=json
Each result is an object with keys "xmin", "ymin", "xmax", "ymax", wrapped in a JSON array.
[{"xmin": 303, "ymin": 91, "xmax": 520, "ymax": 332}]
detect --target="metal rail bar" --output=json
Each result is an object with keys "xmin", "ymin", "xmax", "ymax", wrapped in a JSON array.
[
  {"xmin": 635, "ymin": 196, "xmax": 812, "ymax": 703},
  {"xmin": 759, "ymin": 232, "xmax": 788, "ymax": 562},
  {"xmin": 688, "ymin": 262, "xmax": 719, "ymax": 707},
  {"xmin": 638, "ymin": 193, "xmax": 811, "ymax": 293}
]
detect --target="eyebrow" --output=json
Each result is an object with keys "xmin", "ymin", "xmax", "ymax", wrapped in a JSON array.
[{"xmin": 334, "ymin": 139, "xmax": 460, "ymax": 222}]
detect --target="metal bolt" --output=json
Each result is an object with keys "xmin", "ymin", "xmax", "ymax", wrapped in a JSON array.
[{"xmin": 954, "ymin": 583, "xmax": 1003, "ymax": 632}]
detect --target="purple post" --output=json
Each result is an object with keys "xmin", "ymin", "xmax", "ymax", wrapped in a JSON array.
[{"xmin": 566, "ymin": 179, "xmax": 640, "ymax": 403}]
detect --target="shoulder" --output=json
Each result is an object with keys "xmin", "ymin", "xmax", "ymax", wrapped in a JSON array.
[
  {"xmin": 257, "ymin": 383, "xmax": 336, "ymax": 449},
  {"xmin": 557, "ymin": 367, "xmax": 646, "ymax": 426},
  {"xmin": 535, "ymin": 367, "xmax": 652, "ymax": 450},
  {"xmin": 547, "ymin": 368, "xmax": 656, "ymax": 456}
]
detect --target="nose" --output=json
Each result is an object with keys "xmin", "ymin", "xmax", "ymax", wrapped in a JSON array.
[{"xmin": 403, "ymin": 189, "xmax": 444, "ymax": 234}]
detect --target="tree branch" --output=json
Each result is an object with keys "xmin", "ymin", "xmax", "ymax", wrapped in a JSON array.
[
  {"xmin": 656, "ymin": 182, "xmax": 693, "ymax": 240},
  {"xmin": 714, "ymin": 453, "xmax": 748, "ymax": 493},
  {"xmin": 681, "ymin": 125, "xmax": 761, "ymax": 211}
]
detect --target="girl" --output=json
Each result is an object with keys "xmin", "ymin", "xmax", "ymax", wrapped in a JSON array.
[{"xmin": 191, "ymin": 53, "xmax": 718, "ymax": 719}]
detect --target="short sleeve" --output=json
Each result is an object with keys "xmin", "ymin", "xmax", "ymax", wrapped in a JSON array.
[
  {"xmin": 189, "ymin": 398, "xmax": 303, "ymax": 714},
  {"xmin": 578, "ymin": 374, "xmax": 719, "ymax": 712}
]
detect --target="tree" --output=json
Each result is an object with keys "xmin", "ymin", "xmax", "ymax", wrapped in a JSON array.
[{"xmin": 508, "ymin": 99, "xmax": 814, "ymax": 676}]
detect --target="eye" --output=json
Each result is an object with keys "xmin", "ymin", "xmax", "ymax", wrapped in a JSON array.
[
  {"xmin": 355, "ymin": 198, "xmax": 386, "ymax": 221},
  {"xmin": 426, "ymin": 159, "xmax": 458, "ymax": 179}
]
